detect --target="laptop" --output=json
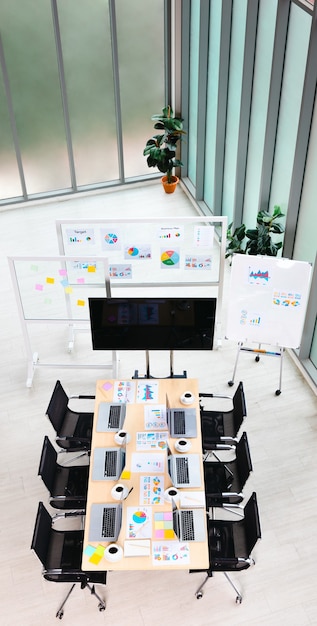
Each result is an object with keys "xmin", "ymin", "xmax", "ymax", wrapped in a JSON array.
[
  {"xmin": 167, "ymin": 449, "xmax": 201, "ymax": 488},
  {"xmin": 172, "ymin": 500, "xmax": 206, "ymax": 542},
  {"xmin": 166, "ymin": 397, "xmax": 197, "ymax": 438},
  {"xmin": 92, "ymin": 447, "xmax": 126, "ymax": 480},
  {"xmin": 96, "ymin": 402, "xmax": 126, "ymax": 432},
  {"xmin": 88, "ymin": 503, "xmax": 122, "ymax": 542}
]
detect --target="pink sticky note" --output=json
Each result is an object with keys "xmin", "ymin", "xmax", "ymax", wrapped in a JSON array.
[
  {"xmin": 35, "ymin": 284, "xmax": 43, "ymax": 291},
  {"xmin": 102, "ymin": 382, "xmax": 113, "ymax": 391}
]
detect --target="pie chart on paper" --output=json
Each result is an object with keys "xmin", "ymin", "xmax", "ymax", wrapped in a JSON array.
[
  {"xmin": 127, "ymin": 247, "xmax": 139, "ymax": 257},
  {"xmin": 161, "ymin": 250, "xmax": 179, "ymax": 266},
  {"xmin": 132, "ymin": 510, "xmax": 147, "ymax": 524}
]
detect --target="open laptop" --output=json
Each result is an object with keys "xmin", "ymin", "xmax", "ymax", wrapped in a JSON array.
[
  {"xmin": 92, "ymin": 447, "xmax": 126, "ymax": 480},
  {"xmin": 88, "ymin": 503, "xmax": 122, "ymax": 542},
  {"xmin": 167, "ymin": 449, "xmax": 201, "ymax": 488},
  {"xmin": 96, "ymin": 402, "xmax": 126, "ymax": 432},
  {"xmin": 166, "ymin": 396, "xmax": 197, "ymax": 438},
  {"xmin": 172, "ymin": 499, "xmax": 206, "ymax": 542}
]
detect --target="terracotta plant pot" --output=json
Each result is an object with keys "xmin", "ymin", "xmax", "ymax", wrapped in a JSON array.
[{"xmin": 161, "ymin": 175, "xmax": 179, "ymax": 194}]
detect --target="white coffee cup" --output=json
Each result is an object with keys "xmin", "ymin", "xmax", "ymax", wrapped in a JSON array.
[
  {"xmin": 114, "ymin": 430, "xmax": 131, "ymax": 445},
  {"xmin": 104, "ymin": 544, "xmax": 123, "ymax": 562},
  {"xmin": 164, "ymin": 487, "xmax": 179, "ymax": 502},
  {"xmin": 180, "ymin": 391, "xmax": 195, "ymax": 405},
  {"xmin": 111, "ymin": 483, "xmax": 129, "ymax": 500},
  {"xmin": 175, "ymin": 438, "xmax": 191, "ymax": 452}
]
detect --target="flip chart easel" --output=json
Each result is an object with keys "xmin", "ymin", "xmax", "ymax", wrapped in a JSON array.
[{"xmin": 226, "ymin": 255, "xmax": 312, "ymax": 395}]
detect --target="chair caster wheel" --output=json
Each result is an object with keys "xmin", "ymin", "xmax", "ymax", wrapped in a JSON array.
[
  {"xmin": 196, "ymin": 591, "xmax": 203, "ymax": 599},
  {"xmin": 236, "ymin": 596, "xmax": 242, "ymax": 604},
  {"xmin": 275, "ymin": 389, "xmax": 281, "ymax": 396},
  {"xmin": 255, "ymin": 355, "xmax": 260, "ymax": 362},
  {"xmin": 98, "ymin": 603, "xmax": 106, "ymax": 612},
  {"xmin": 228, "ymin": 380, "xmax": 234, "ymax": 387},
  {"xmin": 56, "ymin": 610, "xmax": 64, "ymax": 619}
]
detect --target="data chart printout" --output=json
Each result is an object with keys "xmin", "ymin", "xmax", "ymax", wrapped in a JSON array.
[{"xmin": 226, "ymin": 255, "xmax": 312, "ymax": 348}]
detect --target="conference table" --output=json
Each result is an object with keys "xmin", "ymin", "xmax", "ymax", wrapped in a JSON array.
[{"xmin": 82, "ymin": 378, "xmax": 209, "ymax": 571}]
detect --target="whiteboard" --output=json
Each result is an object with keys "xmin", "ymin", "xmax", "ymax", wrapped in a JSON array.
[{"xmin": 226, "ymin": 255, "xmax": 312, "ymax": 348}]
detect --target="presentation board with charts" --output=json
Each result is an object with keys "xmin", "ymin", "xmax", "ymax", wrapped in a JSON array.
[
  {"xmin": 55, "ymin": 217, "xmax": 227, "ymax": 290},
  {"xmin": 226, "ymin": 254, "xmax": 312, "ymax": 348}
]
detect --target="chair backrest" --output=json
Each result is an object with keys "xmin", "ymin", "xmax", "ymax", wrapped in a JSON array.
[
  {"xmin": 232, "ymin": 381, "xmax": 247, "ymax": 434},
  {"xmin": 31, "ymin": 501, "xmax": 52, "ymax": 568},
  {"xmin": 243, "ymin": 491, "xmax": 262, "ymax": 555},
  {"xmin": 46, "ymin": 380, "xmax": 69, "ymax": 433},
  {"xmin": 38, "ymin": 436, "xmax": 58, "ymax": 495},
  {"xmin": 235, "ymin": 431, "xmax": 253, "ymax": 489}
]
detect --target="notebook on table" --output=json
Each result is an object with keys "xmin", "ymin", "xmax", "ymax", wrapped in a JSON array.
[
  {"xmin": 167, "ymin": 450, "xmax": 201, "ymax": 488},
  {"xmin": 166, "ymin": 397, "xmax": 197, "ymax": 438},
  {"xmin": 92, "ymin": 447, "xmax": 126, "ymax": 480},
  {"xmin": 88, "ymin": 503, "xmax": 122, "ymax": 542},
  {"xmin": 96, "ymin": 403, "xmax": 126, "ymax": 432},
  {"xmin": 172, "ymin": 503, "xmax": 206, "ymax": 542}
]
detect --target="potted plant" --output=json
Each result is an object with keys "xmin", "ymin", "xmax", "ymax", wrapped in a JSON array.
[
  {"xmin": 143, "ymin": 105, "xmax": 186, "ymax": 193},
  {"xmin": 226, "ymin": 205, "xmax": 285, "ymax": 259}
]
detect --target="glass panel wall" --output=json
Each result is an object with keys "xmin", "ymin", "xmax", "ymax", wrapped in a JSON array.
[
  {"xmin": 187, "ymin": 1, "xmax": 200, "ymax": 186},
  {"xmin": 243, "ymin": 0, "xmax": 277, "ymax": 227},
  {"xmin": 268, "ymin": 3, "xmax": 310, "ymax": 217},
  {"xmin": 0, "ymin": 0, "xmax": 70, "ymax": 195},
  {"xmin": 115, "ymin": 0, "xmax": 165, "ymax": 179},
  {"xmin": 0, "ymin": 0, "xmax": 165, "ymax": 203},
  {"xmin": 58, "ymin": 0, "xmax": 118, "ymax": 186}
]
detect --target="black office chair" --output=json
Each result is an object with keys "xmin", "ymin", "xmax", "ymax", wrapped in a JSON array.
[
  {"xmin": 46, "ymin": 380, "xmax": 94, "ymax": 453},
  {"xmin": 203, "ymin": 431, "xmax": 253, "ymax": 507},
  {"xmin": 38, "ymin": 436, "xmax": 89, "ymax": 510},
  {"xmin": 31, "ymin": 501, "xmax": 107, "ymax": 619},
  {"xmin": 192, "ymin": 492, "xmax": 261, "ymax": 603},
  {"xmin": 199, "ymin": 381, "xmax": 247, "ymax": 452}
]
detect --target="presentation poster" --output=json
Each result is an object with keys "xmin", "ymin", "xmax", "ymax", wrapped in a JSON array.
[{"xmin": 226, "ymin": 255, "xmax": 312, "ymax": 348}]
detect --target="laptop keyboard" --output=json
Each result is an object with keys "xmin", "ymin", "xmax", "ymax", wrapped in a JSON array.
[
  {"xmin": 104, "ymin": 450, "xmax": 117, "ymax": 477},
  {"xmin": 181, "ymin": 510, "xmax": 195, "ymax": 541},
  {"xmin": 101, "ymin": 507, "xmax": 116, "ymax": 538},
  {"xmin": 175, "ymin": 456, "xmax": 189, "ymax": 484},
  {"xmin": 108, "ymin": 405, "xmax": 121, "ymax": 429},
  {"xmin": 173, "ymin": 410, "xmax": 186, "ymax": 435}
]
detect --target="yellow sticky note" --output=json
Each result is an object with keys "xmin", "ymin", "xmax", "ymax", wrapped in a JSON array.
[
  {"xmin": 165, "ymin": 529, "xmax": 175, "ymax": 539},
  {"xmin": 77, "ymin": 299, "xmax": 85, "ymax": 307},
  {"xmin": 46, "ymin": 277, "xmax": 55, "ymax": 284},
  {"xmin": 95, "ymin": 545, "xmax": 105, "ymax": 556},
  {"xmin": 64, "ymin": 286, "xmax": 73, "ymax": 294},
  {"xmin": 87, "ymin": 265, "xmax": 96, "ymax": 273},
  {"xmin": 89, "ymin": 552, "xmax": 103, "ymax": 565},
  {"xmin": 121, "ymin": 470, "xmax": 131, "ymax": 480}
]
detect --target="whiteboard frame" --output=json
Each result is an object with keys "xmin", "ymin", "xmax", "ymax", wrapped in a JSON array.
[{"xmin": 8, "ymin": 255, "xmax": 116, "ymax": 387}]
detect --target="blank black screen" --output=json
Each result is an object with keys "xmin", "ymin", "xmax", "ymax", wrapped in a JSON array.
[{"xmin": 89, "ymin": 298, "xmax": 216, "ymax": 350}]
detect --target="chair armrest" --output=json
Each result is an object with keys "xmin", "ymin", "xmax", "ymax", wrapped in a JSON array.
[{"xmin": 69, "ymin": 394, "xmax": 95, "ymax": 400}]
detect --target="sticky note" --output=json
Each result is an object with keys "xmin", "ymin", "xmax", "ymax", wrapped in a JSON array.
[
  {"xmin": 77, "ymin": 277, "xmax": 85, "ymax": 284},
  {"xmin": 77, "ymin": 299, "xmax": 85, "ymax": 307},
  {"xmin": 87, "ymin": 265, "xmax": 96, "ymax": 273},
  {"xmin": 121, "ymin": 470, "xmax": 131, "ymax": 480},
  {"xmin": 35, "ymin": 284, "xmax": 43, "ymax": 291},
  {"xmin": 64, "ymin": 286, "xmax": 73, "ymax": 294},
  {"xmin": 46, "ymin": 277, "xmax": 55, "ymax": 284}
]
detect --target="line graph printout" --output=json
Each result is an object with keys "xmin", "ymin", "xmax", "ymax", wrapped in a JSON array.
[{"xmin": 226, "ymin": 255, "xmax": 312, "ymax": 348}]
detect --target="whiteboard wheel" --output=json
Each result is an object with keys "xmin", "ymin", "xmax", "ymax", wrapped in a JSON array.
[
  {"xmin": 255, "ymin": 355, "xmax": 260, "ymax": 362},
  {"xmin": 275, "ymin": 389, "xmax": 281, "ymax": 396},
  {"xmin": 228, "ymin": 380, "xmax": 234, "ymax": 387},
  {"xmin": 196, "ymin": 591, "xmax": 203, "ymax": 599}
]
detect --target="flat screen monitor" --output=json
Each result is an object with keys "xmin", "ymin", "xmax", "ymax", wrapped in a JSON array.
[{"xmin": 89, "ymin": 298, "xmax": 216, "ymax": 350}]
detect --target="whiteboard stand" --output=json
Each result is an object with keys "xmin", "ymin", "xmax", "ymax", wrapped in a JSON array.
[
  {"xmin": 8, "ymin": 255, "xmax": 117, "ymax": 387},
  {"xmin": 228, "ymin": 342, "xmax": 284, "ymax": 395}
]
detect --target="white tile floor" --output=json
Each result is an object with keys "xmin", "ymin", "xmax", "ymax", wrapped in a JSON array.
[{"xmin": 1, "ymin": 183, "xmax": 317, "ymax": 625}]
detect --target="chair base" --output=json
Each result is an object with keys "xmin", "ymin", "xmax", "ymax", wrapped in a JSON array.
[
  {"xmin": 194, "ymin": 571, "xmax": 242, "ymax": 604},
  {"xmin": 55, "ymin": 582, "xmax": 106, "ymax": 619}
]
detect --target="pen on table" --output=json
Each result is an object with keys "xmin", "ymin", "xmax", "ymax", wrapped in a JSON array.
[{"xmin": 127, "ymin": 486, "xmax": 134, "ymax": 497}]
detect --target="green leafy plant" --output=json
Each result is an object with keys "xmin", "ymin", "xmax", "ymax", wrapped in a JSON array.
[
  {"xmin": 143, "ymin": 105, "xmax": 186, "ymax": 183},
  {"xmin": 226, "ymin": 206, "xmax": 285, "ymax": 259}
]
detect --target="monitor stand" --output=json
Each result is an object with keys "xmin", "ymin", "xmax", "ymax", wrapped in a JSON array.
[{"xmin": 132, "ymin": 350, "xmax": 187, "ymax": 379}]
